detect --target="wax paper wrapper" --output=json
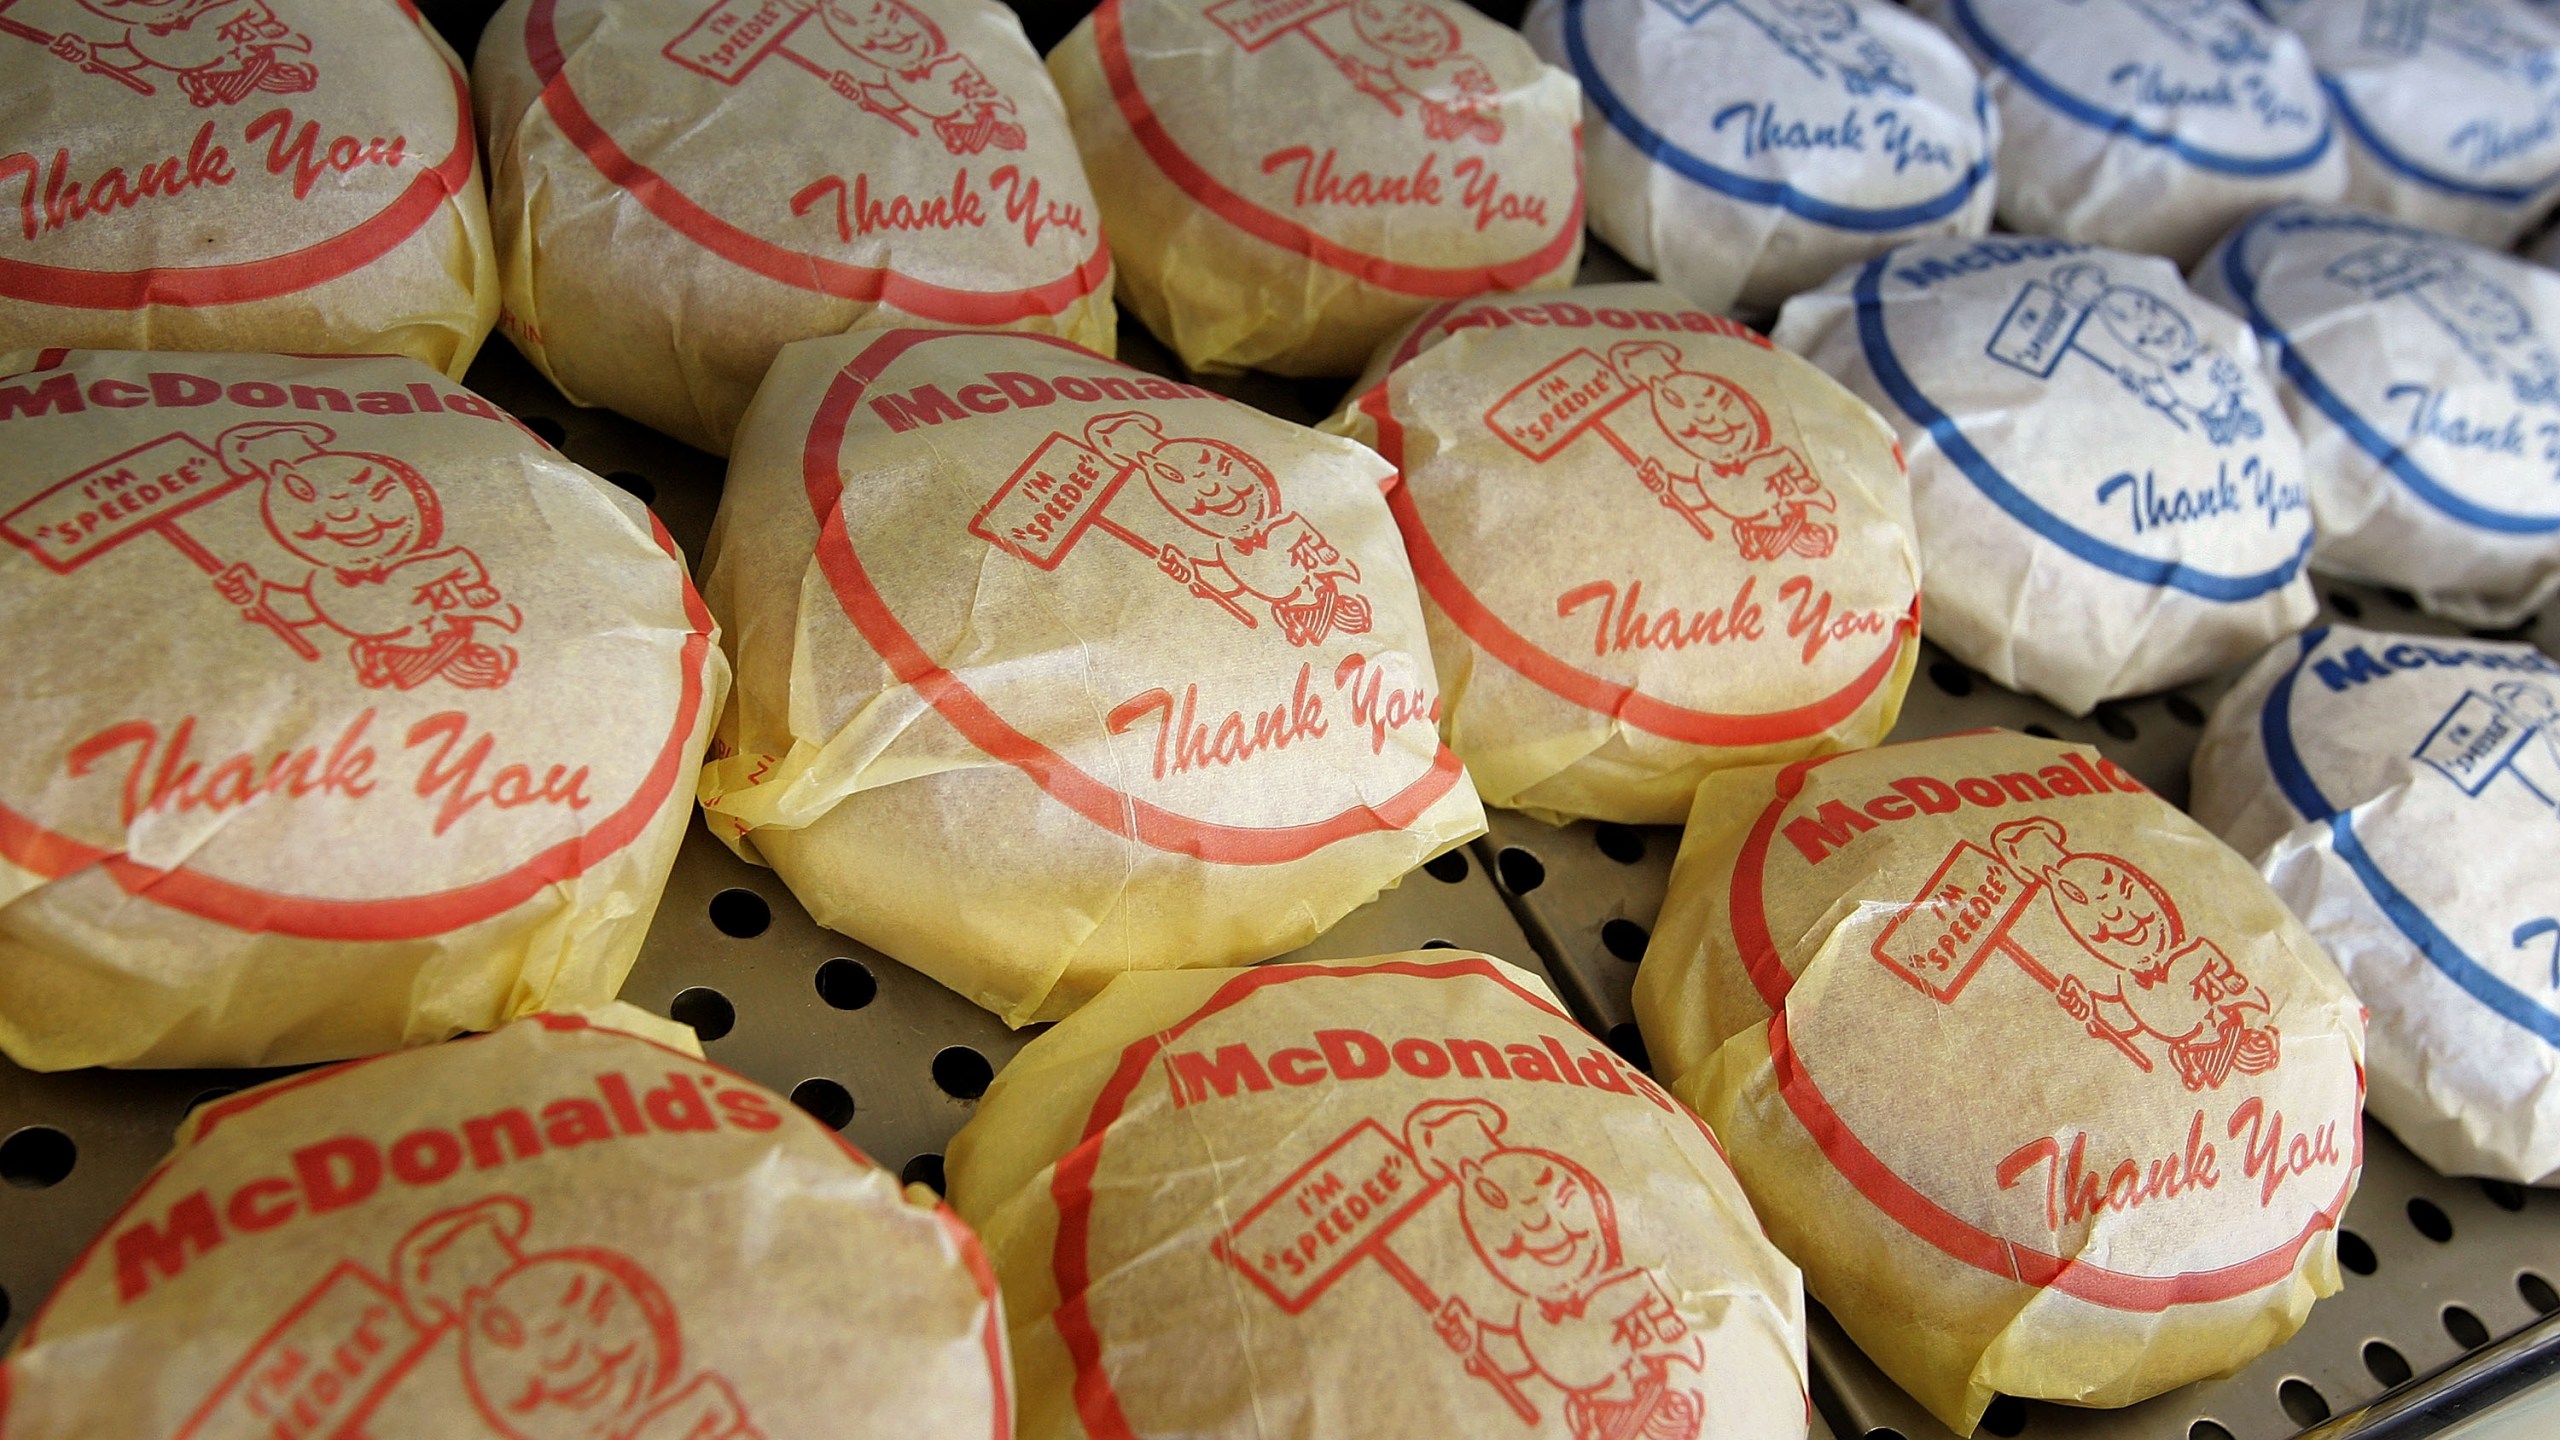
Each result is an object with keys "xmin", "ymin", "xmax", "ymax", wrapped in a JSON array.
[
  {"xmin": 1521, "ymin": 0, "xmax": 1994, "ymax": 319},
  {"xmin": 2194, "ymin": 625, "xmax": 2560, "ymax": 1184},
  {"xmin": 473, "ymin": 0, "xmax": 1115, "ymax": 457},
  {"xmin": 1632, "ymin": 729, "xmax": 2366, "ymax": 1433},
  {"xmin": 1913, "ymin": 0, "xmax": 2344, "ymax": 266},
  {"xmin": 0, "ymin": 0, "xmax": 495, "ymax": 377},
  {"xmin": 1046, "ymin": 0, "xmax": 1584, "ymax": 378},
  {"xmin": 699, "ymin": 328, "xmax": 1485, "ymax": 1025},
  {"xmin": 1775, "ymin": 235, "xmax": 2319, "ymax": 715},
  {"xmin": 946, "ymin": 950, "xmax": 1807, "ymax": 1440},
  {"xmin": 2259, "ymin": 0, "xmax": 2560, "ymax": 246},
  {"xmin": 2195, "ymin": 203, "xmax": 2560, "ymax": 628},
  {"xmin": 1322, "ymin": 282, "xmax": 1921, "ymax": 825},
  {"xmin": 0, "ymin": 1005, "xmax": 1011, "ymax": 1440},
  {"xmin": 0, "ymin": 349, "xmax": 727, "ymax": 1071}
]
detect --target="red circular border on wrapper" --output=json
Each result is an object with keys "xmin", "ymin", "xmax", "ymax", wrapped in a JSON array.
[
  {"xmin": 0, "ymin": 505, "xmax": 719, "ymax": 941},
  {"xmin": 0, "ymin": 2, "xmax": 480, "ymax": 310},
  {"xmin": 4, "ymin": 1014, "xmax": 1014, "ymax": 1440},
  {"xmin": 799, "ymin": 328, "xmax": 1466, "ymax": 864},
  {"xmin": 1092, "ymin": 0, "xmax": 1583, "ymax": 297},
  {"xmin": 1725, "ymin": 750, "xmax": 2361, "ymax": 1312},
  {"xmin": 522, "ymin": 0, "xmax": 1110, "ymax": 321},
  {"xmin": 1356, "ymin": 304, "xmax": 1919, "ymax": 746},
  {"xmin": 1044, "ymin": 956, "xmax": 1744, "ymax": 1440}
]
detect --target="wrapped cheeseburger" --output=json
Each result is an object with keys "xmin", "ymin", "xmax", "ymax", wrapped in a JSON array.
[
  {"xmin": 701, "ymin": 329, "xmax": 1485, "ymax": 1025},
  {"xmin": 1523, "ymin": 0, "xmax": 1996, "ymax": 318},
  {"xmin": 474, "ymin": 0, "xmax": 1114, "ymax": 456},
  {"xmin": 2196, "ymin": 204, "xmax": 2560, "ymax": 627},
  {"xmin": 1916, "ymin": 0, "xmax": 2344, "ymax": 265},
  {"xmin": 0, "ymin": 0, "xmax": 496, "ymax": 375},
  {"xmin": 0, "ymin": 1007, "xmax": 1011, "ymax": 1439},
  {"xmin": 0, "ymin": 350, "xmax": 724, "ymax": 1072},
  {"xmin": 1776, "ymin": 236, "xmax": 2319, "ymax": 714},
  {"xmin": 948, "ymin": 952, "xmax": 1808, "ymax": 1440},
  {"xmin": 2195, "ymin": 625, "xmax": 2560, "ymax": 1185},
  {"xmin": 1047, "ymin": 0, "xmax": 1585, "ymax": 376},
  {"xmin": 1326, "ymin": 283, "xmax": 1923, "ymax": 824},
  {"xmin": 1636, "ymin": 730, "xmax": 2366, "ymax": 1433}
]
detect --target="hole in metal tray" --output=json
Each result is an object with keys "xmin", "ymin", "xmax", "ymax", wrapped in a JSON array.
[
  {"xmin": 2163, "ymin": 693, "xmax": 2204, "ymax": 726},
  {"xmin": 2278, "ymin": 1378, "xmax": 2330, "ymax": 1427},
  {"xmin": 2523, "ymin": 1271, "xmax": 2560, "ymax": 1316},
  {"xmin": 2365, "ymin": 1339, "xmax": 2413, "ymax": 1388},
  {"xmin": 668, "ymin": 986, "xmax": 735, "ymax": 1043},
  {"xmin": 2482, "ymin": 1178, "xmax": 2528, "ymax": 1212},
  {"xmin": 902, "ymin": 1152, "xmax": 947, "ymax": 1195},
  {"xmin": 606, "ymin": 469, "xmax": 657, "ymax": 504},
  {"xmin": 932, "ymin": 1046, "xmax": 994, "ymax": 1101},
  {"xmin": 1496, "ymin": 846, "xmax": 1546, "ymax": 895},
  {"xmin": 815, "ymin": 958, "xmax": 877, "ymax": 1011},
  {"xmin": 2328, "ymin": 589, "xmax": 2364, "ymax": 620},
  {"xmin": 1977, "ymin": 1393, "xmax": 2026, "ymax": 1435},
  {"xmin": 0, "ymin": 1127, "xmax": 75, "ymax": 1189},
  {"xmin": 1420, "ymin": 938, "xmax": 1458, "ymax": 950},
  {"xmin": 522, "ymin": 414, "xmax": 567, "ymax": 447},
  {"xmin": 2024, "ymin": 723, "xmax": 2059, "ymax": 740},
  {"xmin": 2408, "ymin": 1196, "xmax": 2455, "ymax": 1243},
  {"xmin": 2187, "ymin": 1421, "xmax": 2234, "ymax": 1440},
  {"xmin": 2093, "ymin": 704, "xmax": 2138, "ymax": 742},
  {"xmin": 1928, "ymin": 659, "xmax": 1974, "ymax": 697},
  {"xmin": 790, "ymin": 1077, "xmax": 856, "ymax": 1131},
  {"xmin": 2444, "ymin": 1304, "xmax": 2492, "ymax": 1351},
  {"xmin": 2338, "ymin": 1228, "xmax": 2378, "ymax": 1275},
  {"xmin": 708, "ymin": 888, "xmax": 771, "ymax": 938},
  {"xmin": 1423, "ymin": 849, "xmax": 1470, "ymax": 883},
  {"xmin": 1605, "ymin": 1023, "xmax": 1649, "ymax": 1073},
  {"xmin": 1601, "ymin": 918, "xmax": 1649, "ymax": 963},
  {"xmin": 1593, "ymin": 823, "xmax": 1645, "ymax": 865}
]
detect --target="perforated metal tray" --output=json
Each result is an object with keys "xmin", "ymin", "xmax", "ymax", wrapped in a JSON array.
[{"xmin": 1, "ymin": 302, "xmax": 2554, "ymax": 1440}]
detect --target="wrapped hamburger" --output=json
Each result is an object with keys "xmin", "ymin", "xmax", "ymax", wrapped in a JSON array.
[
  {"xmin": 1521, "ymin": 0, "xmax": 1995, "ymax": 319},
  {"xmin": 700, "ymin": 328, "xmax": 1484, "ymax": 1025},
  {"xmin": 947, "ymin": 951, "xmax": 1808, "ymax": 1440},
  {"xmin": 1774, "ymin": 236, "xmax": 2319, "ymax": 714},
  {"xmin": 0, "ymin": 0, "xmax": 496, "ymax": 376},
  {"xmin": 1046, "ymin": 0, "xmax": 1584, "ymax": 376},
  {"xmin": 0, "ymin": 349, "xmax": 726, "ymax": 1071},
  {"xmin": 1915, "ymin": 0, "xmax": 2344, "ymax": 265},
  {"xmin": 1324, "ymin": 283, "xmax": 1923, "ymax": 824},
  {"xmin": 474, "ymin": 0, "xmax": 1115, "ymax": 456},
  {"xmin": 0, "ymin": 1006, "xmax": 1011, "ymax": 1438},
  {"xmin": 2259, "ymin": 0, "xmax": 2560, "ymax": 247},
  {"xmin": 2196, "ymin": 203, "xmax": 2560, "ymax": 627},
  {"xmin": 2195, "ymin": 625, "xmax": 2560, "ymax": 1184},
  {"xmin": 1635, "ymin": 730, "xmax": 2366, "ymax": 1433}
]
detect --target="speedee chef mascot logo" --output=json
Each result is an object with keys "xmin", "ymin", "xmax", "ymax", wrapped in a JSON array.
[
  {"xmin": 0, "ymin": 0, "xmax": 476, "ymax": 313},
  {"xmin": 0, "ymin": 1013, "xmax": 1011, "ymax": 1439},
  {"xmin": 1341, "ymin": 286, "xmax": 1919, "ymax": 820},
  {"xmin": 0, "ymin": 351, "xmax": 720, "ymax": 1070},
  {"xmin": 1017, "ymin": 958, "xmax": 1806, "ymax": 1440},
  {"xmin": 2206, "ymin": 204, "xmax": 2560, "ymax": 619},
  {"xmin": 2204, "ymin": 626, "xmax": 2560, "ymax": 1180},
  {"xmin": 2259, "ymin": 0, "xmax": 2560, "ymax": 240}
]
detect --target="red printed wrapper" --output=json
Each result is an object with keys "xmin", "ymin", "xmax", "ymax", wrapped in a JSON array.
[
  {"xmin": 473, "ymin": 0, "xmax": 1115, "ymax": 456},
  {"xmin": 0, "ymin": 350, "xmax": 727, "ymax": 1071},
  {"xmin": 1325, "ymin": 283, "xmax": 1922, "ymax": 824},
  {"xmin": 0, "ymin": 1006, "xmax": 1012, "ymax": 1440},
  {"xmin": 1633, "ymin": 730, "xmax": 2366, "ymax": 1433},
  {"xmin": 0, "ymin": 0, "xmax": 496, "ymax": 377},
  {"xmin": 700, "ymin": 328, "xmax": 1484, "ymax": 1024},
  {"xmin": 1047, "ymin": 0, "xmax": 1585, "ymax": 377},
  {"xmin": 947, "ymin": 952, "xmax": 1806, "ymax": 1440}
]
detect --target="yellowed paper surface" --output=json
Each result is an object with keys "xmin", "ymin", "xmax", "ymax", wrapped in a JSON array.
[
  {"xmin": 1634, "ymin": 729, "xmax": 2366, "ymax": 1432},
  {"xmin": 702, "ymin": 328, "xmax": 1485, "ymax": 1025},
  {"xmin": 1325, "ymin": 282, "xmax": 1921, "ymax": 824},
  {"xmin": 0, "ymin": 0, "xmax": 495, "ymax": 377},
  {"xmin": 948, "ymin": 951, "xmax": 1807, "ymax": 1440},
  {"xmin": 1049, "ymin": 0, "xmax": 1584, "ymax": 377},
  {"xmin": 0, "ymin": 350, "xmax": 727, "ymax": 1070},
  {"xmin": 475, "ymin": 0, "xmax": 1116, "ymax": 455},
  {"xmin": 0, "ymin": 1008, "xmax": 1011, "ymax": 1439}
]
